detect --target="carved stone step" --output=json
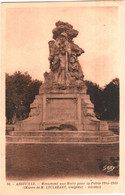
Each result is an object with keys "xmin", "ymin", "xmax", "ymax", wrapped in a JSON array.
[
  {"xmin": 8, "ymin": 130, "xmax": 114, "ymax": 137},
  {"xmin": 6, "ymin": 134, "xmax": 119, "ymax": 143}
]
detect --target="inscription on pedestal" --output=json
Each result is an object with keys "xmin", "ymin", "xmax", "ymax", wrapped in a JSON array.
[{"xmin": 46, "ymin": 98, "xmax": 77, "ymax": 121}]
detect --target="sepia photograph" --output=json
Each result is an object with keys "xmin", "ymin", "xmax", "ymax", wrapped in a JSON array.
[{"xmin": 1, "ymin": 1, "xmax": 124, "ymax": 194}]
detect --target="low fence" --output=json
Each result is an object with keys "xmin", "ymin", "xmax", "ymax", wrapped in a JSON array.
[
  {"xmin": 107, "ymin": 121, "xmax": 119, "ymax": 135},
  {"xmin": 6, "ymin": 124, "xmax": 15, "ymax": 135}
]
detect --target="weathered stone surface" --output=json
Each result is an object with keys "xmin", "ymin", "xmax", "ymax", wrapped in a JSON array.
[{"xmin": 46, "ymin": 98, "xmax": 77, "ymax": 121}]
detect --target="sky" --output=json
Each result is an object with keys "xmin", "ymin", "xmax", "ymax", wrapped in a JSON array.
[{"xmin": 4, "ymin": 2, "xmax": 124, "ymax": 87}]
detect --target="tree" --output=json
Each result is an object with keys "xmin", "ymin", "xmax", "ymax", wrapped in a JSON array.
[
  {"xmin": 85, "ymin": 78, "xmax": 119, "ymax": 121},
  {"xmin": 85, "ymin": 80, "xmax": 104, "ymax": 119},
  {"xmin": 102, "ymin": 78, "xmax": 119, "ymax": 120},
  {"xmin": 6, "ymin": 71, "xmax": 42, "ymax": 123},
  {"xmin": 6, "ymin": 73, "xmax": 17, "ymax": 123}
]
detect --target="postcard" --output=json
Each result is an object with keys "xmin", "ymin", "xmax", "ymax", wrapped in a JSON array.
[{"xmin": 1, "ymin": 1, "xmax": 124, "ymax": 194}]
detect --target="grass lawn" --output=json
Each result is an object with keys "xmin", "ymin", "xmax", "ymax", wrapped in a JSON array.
[{"xmin": 6, "ymin": 143, "xmax": 119, "ymax": 180}]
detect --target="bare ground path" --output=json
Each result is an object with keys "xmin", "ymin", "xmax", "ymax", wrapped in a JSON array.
[{"xmin": 6, "ymin": 143, "xmax": 119, "ymax": 180}]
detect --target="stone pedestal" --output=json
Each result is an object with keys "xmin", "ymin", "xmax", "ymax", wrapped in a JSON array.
[{"xmin": 15, "ymin": 81, "xmax": 108, "ymax": 132}]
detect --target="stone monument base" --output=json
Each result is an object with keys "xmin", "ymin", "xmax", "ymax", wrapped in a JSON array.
[
  {"xmin": 15, "ymin": 83, "xmax": 108, "ymax": 132},
  {"xmin": 6, "ymin": 130, "xmax": 119, "ymax": 143},
  {"xmin": 5, "ymin": 81, "xmax": 119, "ymax": 144}
]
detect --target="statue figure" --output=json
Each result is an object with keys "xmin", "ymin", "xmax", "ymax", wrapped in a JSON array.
[
  {"xmin": 48, "ymin": 21, "xmax": 85, "ymax": 85},
  {"xmin": 68, "ymin": 42, "xmax": 84, "ymax": 80}
]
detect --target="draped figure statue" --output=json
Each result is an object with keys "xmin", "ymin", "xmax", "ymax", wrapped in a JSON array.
[{"xmin": 48, "ymin": 21, "xmax": 84, "ymax": 85}]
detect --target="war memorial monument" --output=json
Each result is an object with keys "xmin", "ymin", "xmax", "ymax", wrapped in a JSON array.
[{"xmin": 7, "ymin": 21, "xmax": 119, "ymax": 143}]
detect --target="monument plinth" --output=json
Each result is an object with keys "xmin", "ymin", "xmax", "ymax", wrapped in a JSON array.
[{"xmin": 15, "ymin": 21, "xmax": 108, "ymax": 132}]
